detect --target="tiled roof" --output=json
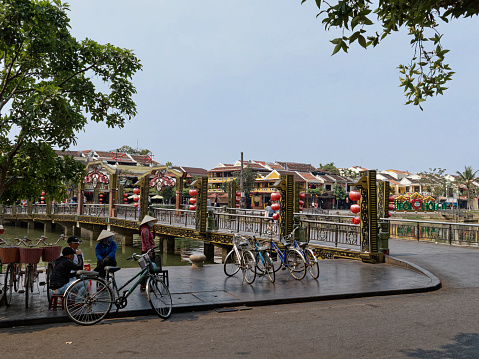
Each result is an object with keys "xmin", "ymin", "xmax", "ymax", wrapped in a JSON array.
[{"xmin": 275, "ymin": 162, "xmax": 317, "ymax": 172}]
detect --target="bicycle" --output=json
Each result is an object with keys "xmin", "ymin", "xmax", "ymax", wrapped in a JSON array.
[
  {"xmin": 251, "ymin": 237, "xmax": 275, "ymax": 283},
  {"xmin": 63, "ymin": 247, "xmax": 172, "ymax": 326},
  {"xmin": 39, "ymin": 235, "xmax": 66, "ymax": 304},
  {"xmin": 267, "ymin": 232, "xmax": 306, "ymax": 280},
  {"xmin": 223, "ymin": 232, "xmax": 256, "ymax": 284},
  {"xmin": 287, "ymin": 227, "xmax": 320, "ymax": 279}
]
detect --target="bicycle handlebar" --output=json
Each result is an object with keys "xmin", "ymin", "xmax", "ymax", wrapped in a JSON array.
[{"xmin": 126, "ymin": 246, "xmax": 158, "ymax": 261}]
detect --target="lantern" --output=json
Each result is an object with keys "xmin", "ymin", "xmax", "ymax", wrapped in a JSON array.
[
  {"xmin": 272, "ymin": 213, "xmax": 279, "ymax": 221},
  {"xmin": 99, "ymin": 194, "xmax": 103, "ymax": 198},
  {"xmin": 349, "ymin": 191, "xmax": 361, "ymax": 202},
  {"xmin": 271, "ymin": 192, "xmax": 281, "ymax": 202},
  {"xmin": 41, "ymin": 196, "xmax": 45, "ymax": 201},
  {"xmin": 189, "ymin": 205, "xmax": 196, "ymax": 211},
  {"xmin": 134, "ymin": 203, "xmax": 139, "ymax": 207},
  {"xmin": 41, "ymin": 201, "xmax": 45, "ymax": 204},
  {"xmin": 133, "ymin": 188, "xmax": 140, "ymax": 195},
  {"xmin": 350, "ymin": 204, "xmax": 361, "ymax": 214},
  {"xmin": 189, "ymin": 198, "xmax": 197, "ymax": 204},
  {"xmin": 124, "ymin": 198, "xmax": 128, "ymax": 203},
  {"xmin": 388, "ymin": 211, "xmax": 392, "ymax": 217},
  {"xmin": 236, "ymin": 191, "xmax": 241, "ymax": 197},
  {"xmin": 299, "ymin": 193, "xmax": 306, "ymax": 199},
  {"xmin": 389, "ymin": 195, "xmax": 395, "ymax": 203},
  {"xmin": 189, "ymin": 189, "xmax": 197, "ymax": 197},
  {"xmin": 133, "ymin": 195, "xmax": 139, "ymax": 202},
  {"xmin": 124, "ymin": 193, "xmax": 128, "ymax": 197},
  {"xmin": 389, "ymin": 204, "xmax": 395, "ymax": 211},
  {"xmin": 236, "ymin": 198, "xmax": 240, "ymax": 203},
  {"xmin": 271, "ymin": 203, "xmax": 280, "ymax": 211},
  {"xmin": 236, "ymin": 204, "xmax": 240, "ymax": 208},
  {"xmin": 352, "ymin": 217, "xmax": 360, "ymax": 225},
  {"xmin": 41, "ymin": 191, "xmax": 45, "ymax": 196},
  {"xmin": 299, "ymin": 206, "xmax": 303, "ymax": 211},
  {"xmin": 299, "ymin": 200, "xmax": 304, "ymax": 206}
]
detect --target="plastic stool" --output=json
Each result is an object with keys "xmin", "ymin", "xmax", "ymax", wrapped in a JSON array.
[{"xmin": 49, "ymin": 294, "xmax": 64, "ymax": 310}]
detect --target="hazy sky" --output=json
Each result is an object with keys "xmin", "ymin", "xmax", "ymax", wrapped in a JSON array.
[{"xmin": 66, "ymin": 0, "xmax": 479, "ymax": 174}]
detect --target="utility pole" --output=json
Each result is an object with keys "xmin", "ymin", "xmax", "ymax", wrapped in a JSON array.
[{"xmin": 240, "ymin": 152, "xmax": 245, "ymax": 208}]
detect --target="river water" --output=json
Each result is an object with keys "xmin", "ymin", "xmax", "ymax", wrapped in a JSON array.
[{"xmin": 0, "ymin": 225, "xmax": 222, "ymax": 268}]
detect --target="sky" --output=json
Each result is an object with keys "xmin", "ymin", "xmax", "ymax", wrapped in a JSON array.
[{"xmin": 65, "ymin": 0, "xmax": 479, "ymax": 174}]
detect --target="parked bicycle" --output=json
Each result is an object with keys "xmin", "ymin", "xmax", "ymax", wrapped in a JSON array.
[
  {"xmin": 285, "ymin": 227, "xmax": 319, "ymax": 279},
  {"xmin": 63, "ymin": 247, "xmax": 172, "ymax": 325},
  {"xmin": 268, "ymin": 232, "xmax": 306, "ymax": 280},
  {"xmin": 223, "ymin": 232, "xmax": 256, "ymax": 284},
  {"xmin": 251, "ymin": 237, "xmax": 275, "ymax": 283}
]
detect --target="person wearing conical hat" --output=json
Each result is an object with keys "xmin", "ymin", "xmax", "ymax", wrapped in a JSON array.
[
  {"xmin": 93, "ymin": 229, "xmax": 117, "ymax": 278},
  {"xmin": 139, "ymin": 215, "xmax": 158, "ymax": 291}
]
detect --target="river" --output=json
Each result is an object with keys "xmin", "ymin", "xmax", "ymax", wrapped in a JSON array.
[{"xmin": 0, "ymin": 224, "xmax": 222, "ymax": 268}]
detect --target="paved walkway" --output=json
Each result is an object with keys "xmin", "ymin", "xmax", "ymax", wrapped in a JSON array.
[{"xmin": 0, "ymin": 253, "xmax": 439, "ymax": 328}]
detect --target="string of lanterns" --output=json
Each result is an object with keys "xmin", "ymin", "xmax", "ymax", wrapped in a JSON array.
[
  {"xmin": 189, "ymin": 188, "xmax": 197, "ymax": 210},
  {"xmin": 236, "ymin": 191, "xmax": 241, "ymax": 208},
  {"xmin": 133, "ymin": 187, "xmax": 140, "ymax": 208},
  {"xmin": 271, "ymin": 192, "xmax": 280, "ymax": 220},
  {"xmin": 349, "ymin": 190, "xmax": 361, "ymax": 224}
]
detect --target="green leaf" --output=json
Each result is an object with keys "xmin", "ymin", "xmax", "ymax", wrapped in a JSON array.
[
  {"xmin": 332, "ymin": 42, "xmax": 342, "ymax": 55},
  {"xmin": 315, "ymin": 0, "xmax": 322, "ymax": 9},
  {"xmin": 358, "ymin": 35, "xmax": 367, "ymax": 48}
]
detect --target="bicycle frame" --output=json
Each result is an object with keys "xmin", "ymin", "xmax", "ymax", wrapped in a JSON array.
[{"xmin": 107, "ymin": 266, "xmax": 150, "ymax": 303}]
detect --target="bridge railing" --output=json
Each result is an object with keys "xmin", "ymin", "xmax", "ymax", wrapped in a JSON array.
[
  {"xmin": 53, "ymin": 203, "xmax": 77, "ymax": 215},
  {"xmin": 115, "ymin": 204, "xmax": 140, "ymax": 221},
  {"xmin": 213, "ymin": 212, "xmax": 279, "ymax": 238},
  {"xmin": 83, "ymin": 204, "xmax": 109, "ymax": 217},
  {"xmin": 302, "ymin": 219, "xmax": 360, "ymax": 247},
  {"xmin": 153, "ymin": 207, "xmax": 196, "ymax": 228},
  {"xmin": 385, "ymin": 218, "xmax": 479, "ymax": 245}
]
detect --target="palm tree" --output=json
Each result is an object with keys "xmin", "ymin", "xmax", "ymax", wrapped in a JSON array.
[{"xmin": 456, "ymin": 166, "xmax": 479, "ymax": 209}]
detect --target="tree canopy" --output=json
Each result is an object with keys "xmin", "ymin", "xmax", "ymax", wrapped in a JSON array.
[
  {"xmin": 0, "ymin": 0, "xmax": 142, "ymax": 201},
  {"xmin": 115, "ymin": 145, "xmax": 151, "ymax": 156},
  {"xmin": 455, "ymin": 166, "xmax": 478, "ymax": 209},
  {"xmin": 302, "ymin": 0, "xmax": 478, "ymax": 108},
  {"xmin": 318, "ymin": 162, "xmax": 340, "ymax": 175}
]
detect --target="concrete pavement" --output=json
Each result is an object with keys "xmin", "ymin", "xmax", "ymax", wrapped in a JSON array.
[{"xmin": 0, "ymin": 252, "xmax": 440, "ymax": 328}]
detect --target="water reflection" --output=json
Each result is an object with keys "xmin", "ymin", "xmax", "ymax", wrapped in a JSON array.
[{"xmin": 0, "ymin": 225, "xmax": 222, "ymax": 268}]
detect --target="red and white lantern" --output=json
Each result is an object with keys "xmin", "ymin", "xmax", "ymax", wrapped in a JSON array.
[
  {"xmin": 133, "ymin": 188, "xmax": 140, "ymax": 195},
  {"xmin": 349, "ymin": 191, "xmax": 361, "ymax": 202},
  {"xmin": 352, "ymin": 217, "xmax": 360, "ymax": 225},
  {"xmin": 350, "ymin": 204, "xmax": 361, "ymax": 214},
  {"xmin": 271, "ymin": 192, "xmax": 281, "ymax": 202},
  {"xmin": 272, "ymin": 213, "xmax": 279, "ymax": 221}
]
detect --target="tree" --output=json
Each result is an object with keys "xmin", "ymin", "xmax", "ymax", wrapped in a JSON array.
[
  {"xmin": 0, "ymin": 0, "xmax": 142, "ymax": 202},
  {"xmin": 455, "ymin": 166, "xmax": 478, "ymax": 209},
  {"xmin": 333, "ymin": 184, "xmax": 347, "ymax": 209},
  {"xmin": 418, "ymin": 168, "xmax": 450, "ymax": 198},
  {"xmin": 301, "ymin": 0, "xmax": 475, "ymax": 108},
  {"xmin": 115, "ymin": 146, "xmax": 151, "ymax": 156},
  {"xmin": 318, "ymin": 162, "xmax": 340, "ymax": 175},
  {"xmin": 161, "ymin": 186, "xmax": 176, "ymax": 205},
  {"xmin": 233, "ymin": 167, "xmax": 258, "ymax": 195}
]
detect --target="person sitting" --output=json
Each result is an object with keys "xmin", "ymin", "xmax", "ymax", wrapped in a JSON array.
[
  {"xmin": 94, "ymin": 229, "xmax": 117, "ymax": 278},
  {"xmin": 49, "ymin": 247, "xmax": 84, "ymax": 295},
  {"xmin": 67, "ymin": 235, "xmax": 84, "ymax": 266}
]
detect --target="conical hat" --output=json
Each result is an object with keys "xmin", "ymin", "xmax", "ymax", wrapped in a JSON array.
[
  {"xmin": 97, "ymin": 229, "xmax": 116, "ymax": 241},
  {"xmin": 140, "ymin": 215, "xmax": 158, "ymax": 226}
]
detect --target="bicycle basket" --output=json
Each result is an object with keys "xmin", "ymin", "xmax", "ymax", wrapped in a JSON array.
[
  {"xmin": 138, "ymin": 253, "xmax": 152, "ymax": 269},
  {"xmin": 0, "ymin": 247, "xmax": 20, "ymax": 264},
  {"xmin": 42, "ymin": 246, "xmax": 62, "ymax": 262}
]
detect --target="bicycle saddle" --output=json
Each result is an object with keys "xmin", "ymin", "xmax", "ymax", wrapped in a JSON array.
[
  {"xmin": 105, "ymin": 266, "xmax": 121, "ymax": 273},
  {"xmin": 76, "ymin": 270, "xmax": 99, "ymax": 276}
]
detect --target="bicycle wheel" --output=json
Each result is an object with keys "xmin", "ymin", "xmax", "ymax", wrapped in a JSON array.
[
  {"xmin": 286, "ymin": 249, "xmax": 306, "ymax": 280},
  {"xmin": 242, "ymin": 250, "xmax": 256, "ymax": 284},
  {"xmin": 305, "ymin": 248, "xmax": 319, "ymax": 279},
  {"xmin": 64, "ymin": 277, "xmax": 113, "ymax": 326},
  {"xmin": 224, "ymin": 250, "xmax": 240, "ymax": 276},
  {"xmin": 46, "ymin": 262, "xmax": 54, "ymax": 304},
  {"xmin": 264, "ymin": 251, "xmax": 275, "ymax": 283},
  {"xmin": 25, "ymin": 265, "xmax": 31, "ymax": 308},
  {"xmin": 147, "ymin": 276, "xmax": 172, "ymax": 319},
  {"xmin": 255, "ymin": 251, "xmax": 265, "ymax": 275},
  {"xmin": 3, "ymin": 264, "xmax": 14, "ymax": 307},
  {"xmin": 14, "ymin": 264, "xmax": 20, "ymax": 292},
  {"xmin": 30, "ymin": 264, "xmax": 36, "ymax": 292}
]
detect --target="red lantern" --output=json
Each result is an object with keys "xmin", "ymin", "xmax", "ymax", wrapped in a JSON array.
[
  {"xmin": 299, "ymin": 206, "xmax": 303, "ymax": 211},
  {"xmin": 189, "ymin": 189, "xmax": 197, "ymax": 197},
  {"xmin": 271, "ymin": 203, "xmax": 280, "ymax": 211},
  {"xmin": 389, "ymin": 204, "xmax": 395, "ymax": 211},
  {"xmin": 236, "ymin": 204, "xmax": 240, "ymax": 208},
  {"xmin": 299, "ymin": 200, "xmax": 304, "ymax": 206},
  {"xmin": 124, "ymin": 198, "xmax": 128, "ymax": 202},
  {"xmin": 41, "ymin": 196, "xmax": 45, "ymax": 201},
  {"xmin": 350, "ymin": 204, "xmax": 361, "ymax": 214},
  {"xmin": 133, "ymin": 188, "xmax": 140, "ymax": 195},
  {"xmin": 189, "ymin": 205, "xmax": 196, "ymax": 211},
  {"xmin": 236, "ymin": 191, "xmax": 241, "ymax": 197},
  {"xmin": 134, "ymin": 203, "xmax": 139, "ymax": 207},
  {"xmin": 99, "ymin": 199, "xmax": 103, "ymax": 203},
  {"xmin": 99, "ymin": 194, "xmax": 103, "ymax": 198},
  {"xmin": 349, "ymin": 191, "xmax": 361, "ymax": 202},
  {"xmin": 41, "ymin": 191, "xmax": 45, "ymax": 196},
  {"xmin": 388, "ymin": 211, "xmax": 392, "ymax": 217},
  {"xmin": 124, "ymin": 193, "xmax": 128, "ymax": 197},
  {"xmin": 272, "ymin": 213, "xmax": 279, "ymax": 221},
  {"xmin": 41, "ymin": 201, "xmax": 45, "ymax": 204},
  {"xmin": 23, "ymin": 202, "xmax": 27, "ymax": 206},
  {"xmin": 352, "ymin": 217, "xmax": 360, "ymax": 225},
  {"xmin": 299, "ymin": 193, "xmax": 306, "ymax": 199},
  {"xmin": 271, "ymin": 192, "xmax": 281, "ymax": 202},
  {"xmin": 236, "ymin": 198, "xmax": 240, "ymax": 203},
  {"xmin": 189, "ymin": 198, "xmax": 197, "ymax": 204},
  {"xmin": 133, "ymin": 195, "xmax": 139, "ymax": 202},
  {"xmin": 389, "ymin": 196, "xmax": 395, "ymax": 203}
]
